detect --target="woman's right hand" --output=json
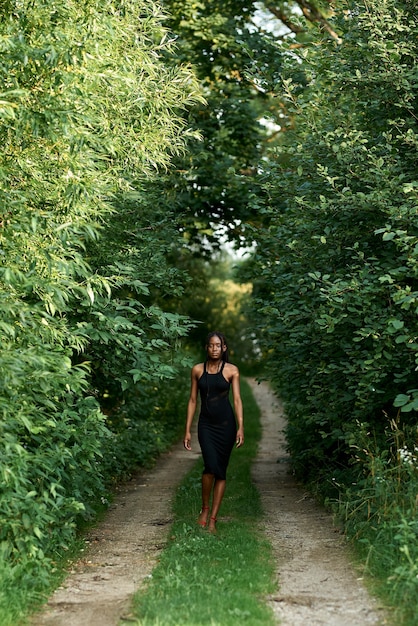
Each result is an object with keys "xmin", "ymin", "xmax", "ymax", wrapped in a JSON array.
[{"xmin": 183, "ymin": 432, "xmax": 192, "ymax": 451}]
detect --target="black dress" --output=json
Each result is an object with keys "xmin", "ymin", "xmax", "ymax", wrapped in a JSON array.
[{"xmin": 197, "ymin": 361, "xmax": 237, "ymax": 480}]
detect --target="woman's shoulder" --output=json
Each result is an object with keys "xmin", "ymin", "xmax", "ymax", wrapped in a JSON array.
[
  {"xmin": 191, "ymin": 362, "xmax": 205, "ymax": 376},
  {"xmin": 223, "ymin": 362, "xmax": 239, "ymax": 376}
]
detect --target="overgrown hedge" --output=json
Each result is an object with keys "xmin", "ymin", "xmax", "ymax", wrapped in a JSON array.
[
  {"xmin": 245, "ymin": 1, "xmax": 418, "ymax": 622},
  {"xmin": 0, "ymin": 1, "xmax": 201, "ymax": 621}
]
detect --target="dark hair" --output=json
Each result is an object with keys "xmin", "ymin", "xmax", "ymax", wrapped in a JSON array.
[{"xmin": 205, "ymin": 331, "xmax": 229, "ymax": 363}]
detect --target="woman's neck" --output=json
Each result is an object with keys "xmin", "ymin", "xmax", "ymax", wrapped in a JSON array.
[{"xmin": 206, "ymin": 358, "xmax": 223, "ymax": 373}]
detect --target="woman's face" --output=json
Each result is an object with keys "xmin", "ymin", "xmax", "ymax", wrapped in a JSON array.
[{"xmin": 206, "ymin": 336, "xmax": 225, "ymax": 360}]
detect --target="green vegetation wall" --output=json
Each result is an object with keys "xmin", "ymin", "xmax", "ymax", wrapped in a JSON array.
[
  {"xmin": 244, "ymin": 3, "xmax": 418, "ymax": 615},
  {"xmin": 0, "ymin": 0, "xmax": 202, "ymax": 603},
  {"xmin": 247, "ymin": 0, "xmax": 418, "ymax": 484}
]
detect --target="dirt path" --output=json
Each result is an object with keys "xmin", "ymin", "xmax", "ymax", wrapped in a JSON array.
[
  {"xmin": 248, "ymin": 379, "xmax": 387, "ymax": 626},
  {"xmin": 30, "ymin": 438, "xmax": 201, "ymax": 626},
  {"xmin": 31, "ymin": 380, "xmax": 387, "ymax": 626}
]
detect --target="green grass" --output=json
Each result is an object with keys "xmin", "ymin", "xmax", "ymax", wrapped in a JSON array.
[
  {"xmin": 327, "ymin": 418, "xmax": 418, "ymax": 626},
  {"xmin": 339, "ymin": 475, "xmax": 418, "ymax": 625},
  {"xmin": 130, "ymin": 379, "xmax": 277, "ymax": 626},
  {"xmin": 0, "ymin": 537, "xmax": 86, "ymax": 626}
]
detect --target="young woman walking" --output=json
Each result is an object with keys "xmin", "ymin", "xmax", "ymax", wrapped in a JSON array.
[{"xmin": 183, "ymin": 331, "xmax": 244, "ymax": 533}]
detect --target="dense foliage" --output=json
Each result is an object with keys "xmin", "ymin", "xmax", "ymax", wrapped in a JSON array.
[
  {"xmin": 250, "ymin": 0, "xmax": 417, "ymax": 483},
  {"xmin": 157, "ymin": 0, "xmax": 340, "ymax": 358},
  {"xmin": 152, "ymin": 0, "xmax": 281, "ymax": 362},
  {"xmin": 161, "ymin": 0, "xmax": 267, "ymax": 249},
  {"xmin": 244, "ymin": 0, "xmax": 418, "ymax": 619},
  {"xmin": 0, "ymin": 0, "xmax": 202, "ymax": 617}
]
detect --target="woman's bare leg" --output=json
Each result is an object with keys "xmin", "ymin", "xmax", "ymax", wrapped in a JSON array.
[
  {"xmin": 208, "ymin": 478, "xmax": 226, "ymax": 532},
  {"xmin": 197, "ymin": 473, "xmax": 214, "ymax": 526}
]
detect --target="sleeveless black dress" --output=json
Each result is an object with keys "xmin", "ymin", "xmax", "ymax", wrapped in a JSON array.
[{"xmin": 197, "ymin": 361, "xmax": 237, "ymax": 480}]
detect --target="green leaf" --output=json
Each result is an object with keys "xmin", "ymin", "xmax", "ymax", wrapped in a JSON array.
[
  {"xmin": 22, "ymin": 514, "xmax": 31, "ymax": 530},
  {"xmin": 382, "ymin": 231, "xmax": 395, "ymax": 241},
  {"xmin": 390, "ymin": 319, "xmax": 404, "ymax": 330},
  {"xmin": 394, "ymin": 394, "xmax": 410, "ymax": 407}
]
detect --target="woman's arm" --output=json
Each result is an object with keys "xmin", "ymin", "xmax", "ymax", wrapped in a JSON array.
[
  {"xmin": 231, "ymin": 366, "xmax": 244, "ymax": 448},
  {"xmin": 183, "ymin": 365, "xmax": 200, "ymax": 450}
]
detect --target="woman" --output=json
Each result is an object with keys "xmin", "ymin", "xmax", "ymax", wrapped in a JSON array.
[{"xmin": 183, "ymin": 331, "xmax": 244, "ymax": 533}]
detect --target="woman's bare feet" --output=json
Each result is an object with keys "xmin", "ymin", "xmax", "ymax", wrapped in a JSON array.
[
  {"xmin": 197, "ymin": 506, "xmax": 210, "ymax": 527},
  {"xmin": 207, "ymin": 516, "xmax": 217, "ymax": 533}
]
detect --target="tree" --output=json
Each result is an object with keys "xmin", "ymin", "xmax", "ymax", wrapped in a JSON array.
[
  {"xmin": 159, "ymin": 0, "xmax": 271, "ymax": 250},
  {"xmin": 159, "ymin": 0, "xmax": 345, "ymax": 248}
]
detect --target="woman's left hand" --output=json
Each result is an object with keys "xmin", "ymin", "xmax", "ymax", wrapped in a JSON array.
[{"xmin": 236, "ymin": 429, "xmax": 244, "ymax": 448}]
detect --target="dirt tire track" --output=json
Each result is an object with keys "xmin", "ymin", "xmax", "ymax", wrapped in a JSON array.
[
  {"xmin": 30, "ymin": 438, "xmax": 200, "ymax": 626},
  {"xmin": 248, "ymin": 378, "xmax": 388, "ymax": 626}
]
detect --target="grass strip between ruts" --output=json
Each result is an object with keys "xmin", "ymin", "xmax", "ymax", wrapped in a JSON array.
[{"xmin": 129, "ymin": 378, "xmax": 277, "ymax": 626}]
